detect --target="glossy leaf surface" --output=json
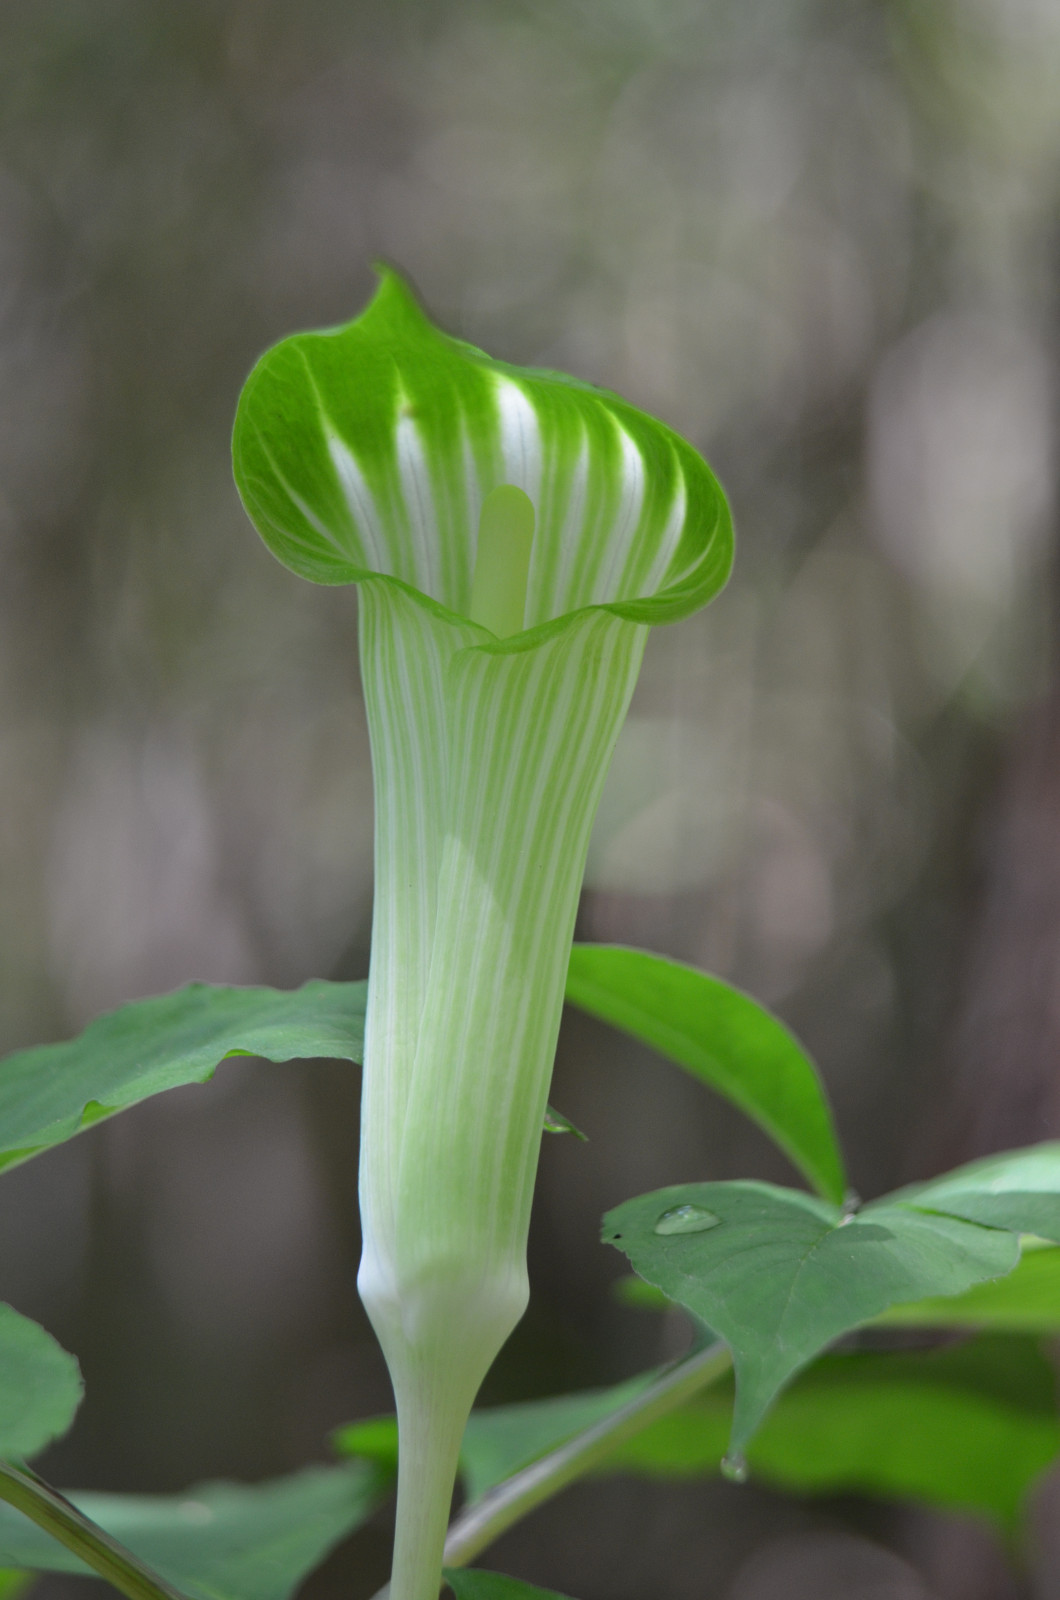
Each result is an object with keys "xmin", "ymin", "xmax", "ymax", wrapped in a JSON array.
[
  {"xmin": 565, "ymin": 944, "xmax": 845, "ymax": 1203},
  {"xmin": 619, "ymin": 1243, "xmax": 1060, "ymax": 1333},
  {"xmin": 603, "ymin": 1180, "xmax": 1018, "ymax": 1452},
  {"xmin": 0, "ymin": 981, "xmax": 366, "ymax": 1172},
  {"xmin": 0, "ymin": 1306, "xmax": 82, "ymax": 1460},
  {"xmin": 0, "ymin": 1464, "xmax": 385, "ymax": 1600}
]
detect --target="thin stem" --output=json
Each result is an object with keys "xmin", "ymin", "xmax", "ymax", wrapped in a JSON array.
[
  {"xmin": 387, "ymin": 1368, "xmax": 471, "ymax": 1600},
  {"xmin": 0, "ymin": 1462, "xmax": 190, "ymax": 1600},
  {"xmin": 443, "ymin": 1340, "xmax": 732, "ymax": 1568}
]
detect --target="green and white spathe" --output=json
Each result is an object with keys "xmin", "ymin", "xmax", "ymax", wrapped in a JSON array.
[{"xmin": 234, "ymin": 270, "xmax": 732, "ymax": 1600}]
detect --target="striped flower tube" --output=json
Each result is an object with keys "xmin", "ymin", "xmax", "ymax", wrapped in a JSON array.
[{"xmin": 233, "ymin": 270, "xmax": 732, "ymax": 1600}]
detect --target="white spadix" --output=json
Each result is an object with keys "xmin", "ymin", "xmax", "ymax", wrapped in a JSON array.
[{"xmin": 468, "ymin": 485, "xmax": 536, "ymax": 638}]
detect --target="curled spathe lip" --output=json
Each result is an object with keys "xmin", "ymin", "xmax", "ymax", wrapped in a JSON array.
[{"xmin": 233, "ymin": 266, "xmax": 732, "ymax": 635}]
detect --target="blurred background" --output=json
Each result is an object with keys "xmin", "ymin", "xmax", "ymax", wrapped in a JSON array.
[{"xmin": 1, "ymin": 0, "xmax": 1059, "ymax": 1596}]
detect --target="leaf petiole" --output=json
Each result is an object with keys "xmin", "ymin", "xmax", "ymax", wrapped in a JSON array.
[
  {"xmin": 0, "ymin": 1462, "xmax": 191, "ymax": 1600},
  {"xmin": 443, "ymin": 1339, "xmax": 732, "ymax": 1570}
]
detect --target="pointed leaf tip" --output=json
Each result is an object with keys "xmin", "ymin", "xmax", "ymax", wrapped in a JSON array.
[{"xmin": 363, "ymin": 263, "xmax": 434, "ymax": 332}]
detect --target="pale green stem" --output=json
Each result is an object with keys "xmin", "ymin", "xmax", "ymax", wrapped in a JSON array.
[{"xmin": 387, "ymin": 1362, "xmax": 473, "ymax": 1600}]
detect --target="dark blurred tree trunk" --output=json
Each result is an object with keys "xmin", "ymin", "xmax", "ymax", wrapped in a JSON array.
[
  {"xmin": 909, "ymin": 520, "xmax": 1060, "ymax": 1597},
  {"xmin": 929, "ymin": 681, "xmax": 1060, "ymax": 1164}
]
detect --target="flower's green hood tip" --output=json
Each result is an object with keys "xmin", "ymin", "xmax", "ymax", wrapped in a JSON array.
[{"xmin": 233, "ymin": 265, "xmax": 733, "ymax": 640}]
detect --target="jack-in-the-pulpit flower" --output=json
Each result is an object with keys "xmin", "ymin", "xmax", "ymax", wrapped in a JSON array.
[{"xmin": 233, "ymin": 270, "xmax": 732, "ymax": 1600}]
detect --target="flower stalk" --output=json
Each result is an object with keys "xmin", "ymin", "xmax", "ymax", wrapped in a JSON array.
[{"xmin": 233, "ymin": 269, "xmax": 732, "ymax": 1600}]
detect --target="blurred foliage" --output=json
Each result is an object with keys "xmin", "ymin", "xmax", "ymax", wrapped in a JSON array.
[{"xmin": 0, "ymin": 1, "xmax": 1058, "ymax": 1598}]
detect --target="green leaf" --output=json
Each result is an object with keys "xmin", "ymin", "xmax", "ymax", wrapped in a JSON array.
[
  {"xmin": 0, "ymin": 1305, "xmax": 82, "ymax": 1460},
  {"xmin": 446, "ymin": 1571, "xmax": 578, "ymax": 1600},
  {"xmin": 0, "ymin": 1572, "xmax": 31, "ymax": 1600},
  {"xmin": 233, "ymin": 267, "xmax": 732, "ymax": 625},
  {"xmin": 0, "ymin": 1464, "xmax": 385, "ymax": 1600},
  {"xmin": 0, "ymin": 981, "xmax": 365, "ymax": 1173},
  {"xmin": 879, "ymin": 1241, "xmax": 1060, "ymax": 1331},
  {"xmin": 565, "ymin": 944, "xmax": 845, "ymax": 1204},
  {"xmin": 611, "ymin": 1275, "xmax": 671, "ymax": 1311},
  {"xmin": 895, "ymin": 1144, "xmax": 1060, "ymax": 1242},
  {"xmin": 542, "ymin": 1106, "xmax": 587, "ymax": 1141},
  {"xmin": 603, "ymin": 1180, "xmax": 1018, "ymax": 1453},
  {"xmin": 331, "ymin": 1416, "xmax": 399, "ymax": 1476},
  {"xmin": 744, "ymin": 1337, "xmax": 1059, "ymax": 1532},
  {"xmin": 618, "ymin": 1244, "xmax": 1060, "ymax": 1335},
  {"xmin": 607, "ymin": 1336, "xmax": 1059, "ymax": 1533}
]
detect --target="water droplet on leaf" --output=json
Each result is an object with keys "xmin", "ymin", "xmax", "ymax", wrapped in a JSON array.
[
  {"xmin": 721, "ymin": 1452, "xmax": 749, "ymax": 1484},
  {"xmin": 654, "ymin": 1204, "xmax": 721, "ymax": 1235}
]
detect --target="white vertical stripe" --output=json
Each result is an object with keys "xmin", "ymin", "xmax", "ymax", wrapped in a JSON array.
[
  {"xmin": 327, "ymin": 433, "xmax": 387, "ymax": 571},
  {"xmin": 531, "ymin": 432, "xmax": 590, "ymax": 626},
  {"xmin": 494, "ymin": 378, "xmax": 544, "ymax": 508},
  {"xmin": 395, "ymin": 411, "xmax": 440, "ymax": 598},
  {"xmin": 590, "ymin": 422, "xmax": 647, "ymax": 605},
  {"xmin": 636, "ymin": 470, "xmax": 688, "ymax": 597}
]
